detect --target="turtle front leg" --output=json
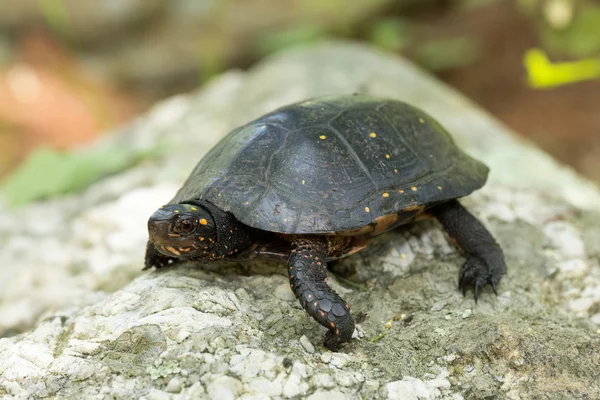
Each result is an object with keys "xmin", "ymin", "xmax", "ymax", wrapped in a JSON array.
[
  {"xmin": 433, "ymin": 200, "xmax": 506, "ymax": 301},
  {"xmin": 288, "ymin": 238, "xmax": 354, "ymax": 351}
]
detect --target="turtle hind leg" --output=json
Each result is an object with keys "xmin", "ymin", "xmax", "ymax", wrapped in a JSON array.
[
  {"xmin": 432, "ymin": 199, "xmax": 506, "ymax": 302},
  {"xmin": 288, "ymin": 238, "xmax": 355, "ymax": 351}
]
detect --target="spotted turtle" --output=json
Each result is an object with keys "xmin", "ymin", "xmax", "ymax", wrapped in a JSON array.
[{"xmin": 145, "ymin": 95, "xmax": 506, "ymax": 351}]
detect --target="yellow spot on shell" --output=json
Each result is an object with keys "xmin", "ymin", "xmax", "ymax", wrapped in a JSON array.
[
  {"xmin": 302, "ymin": 180, "xmax": 305, "ymax": 185},
  {"xmin": 401, "ymin": 253, "xmax": 407, "ymax": 259},
  {"xmin": 319, "ymin": 135, "xmax": 326, "ymax": 140},
  {"xmin": 385, "ymin": 154, "xmax": 391, "ymax": 159},
  {"xmin": 369, "ymin": 132, "xmax": 377, "ymax": 138},
  {"xmin": 398, "ymin": 190, "xmax": 405, "ymax": 194},
  {"xmin": 244, "ymin": 201, "xmax": 249, "ymax": 206},
  {"xmin": 200, "ymin": 218, "xmax": 208, "ymax": 225},
  {"xmin": 419, "ymin": 118, "xmax": 425, "ymax": 124},
  {"xmin": 437, "ymin": 186, "xmax": 443, "ymax": 190},
  {"xmin": 382, "ymin": 193, "xmax": 389, "ymax": 198},
  {"xmin": 191, "ymin": 207, "xmax": 197, "ymax": 211},
  {"xmin": 394, "ymin": 169, "xmax": 398, "ymax": 173},
  {"xmin": 365, "ymin": 207, "xmax": 370, "ymax": 212},
  {"xmin": 411, "ymin": 186, "xmax": 418, "ymax": 191},
  {"xmin": 199, "ymin": 237, "xmax": 205, "ymax": 241}
]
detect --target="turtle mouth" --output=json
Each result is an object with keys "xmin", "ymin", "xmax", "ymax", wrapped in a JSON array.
[{"xmin": 156, "ymin": 244, "xmax": 197, "ymax": 257}]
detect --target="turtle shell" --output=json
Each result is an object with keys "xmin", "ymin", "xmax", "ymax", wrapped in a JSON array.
[{"xmin": 170, "ymin": 95, "xmax": 488, "ymax": 234}]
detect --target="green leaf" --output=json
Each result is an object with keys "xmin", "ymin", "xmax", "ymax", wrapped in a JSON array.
[
  {"xmin": 540, "ymin": 3, "xmax": 600, "ymax": 58},
  {"xmin": 370, "ymin": 18, "xmax": 410, "ymax": 52},
  {"xmin": 1, "ymin": 143, "xmax": 160, "ymax": 207},
  {"xmin": 415, "ymin": 36, "xmax": 482, "ymax": 71},
  {"xmin": 38, "ymin": 0, "xmax": 71, "ymax": 39},
  {"xmin": 254, "ymin": 24, "xmax": 329, "ymax": 55}
]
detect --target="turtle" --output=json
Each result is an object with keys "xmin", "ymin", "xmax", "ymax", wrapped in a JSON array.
[{"xmin": 145, "ymin": 94, "xmax": 506, "ymax": 351}]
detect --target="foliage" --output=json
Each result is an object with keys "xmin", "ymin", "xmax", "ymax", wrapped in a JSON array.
[
  {"xmin": 0, "ymin": 143, "xmax": 161, "ymax": 206},
  {"xmin": 415, "ymin": 37, "xmax": 482, "ymax": 71},
  {"xmin": 254, "ymin": 24, "xmax": 330, "ymax": 55},
  {"xmin": 369, "ymin": 18, "xmax": 410, "ymax": 52},
  {"xmin": 540, "ymin": 3, "xmax": 600, "ymax": 58}
]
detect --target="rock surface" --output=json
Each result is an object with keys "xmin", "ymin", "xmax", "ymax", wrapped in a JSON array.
[{"xmin": 1, "ymin": 41, "xmax": 600, "ymax": 399}]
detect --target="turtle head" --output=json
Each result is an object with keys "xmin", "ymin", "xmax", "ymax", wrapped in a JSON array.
[{"xmin": 147, "ymin": 203, "xmax": 218, "ymax": 260}]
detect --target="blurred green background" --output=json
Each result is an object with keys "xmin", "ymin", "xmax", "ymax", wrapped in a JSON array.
[{"xmin": 0, "ymin": 0, "xmax": 599, "ymax": 204}]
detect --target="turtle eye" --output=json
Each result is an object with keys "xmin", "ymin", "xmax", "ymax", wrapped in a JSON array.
[{"xmin": 173, "ymin": 215, "xmax": 197, "ymax": 234}]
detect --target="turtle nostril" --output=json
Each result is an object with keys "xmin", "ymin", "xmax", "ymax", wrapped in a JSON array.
[{"xmin": 148, "ymin": 220, "xmax": 169, "ymax": 242}]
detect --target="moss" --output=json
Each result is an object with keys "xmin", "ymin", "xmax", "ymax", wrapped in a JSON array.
[{"xmin": 98, "ymin": 324, "xmax": 167, "ymax": 377}]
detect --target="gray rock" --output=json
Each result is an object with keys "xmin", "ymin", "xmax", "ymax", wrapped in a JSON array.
[{"xmin": 1, "ymin": 41, "xmax": 600, "ymax": 399}]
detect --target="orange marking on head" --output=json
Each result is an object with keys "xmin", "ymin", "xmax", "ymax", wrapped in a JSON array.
[
  {"xmin": 200, "ymin": 218, "xmax": 208, "ymax": 225},
  {"xmin": 411, "ymin": 186, "xmax": 417, "ymax": 191},
  {"xmin": 330, "ymin": 321, "xmax": 335, "ymax": 328},
  {"xmin": 166, "ymin": 246, "xmax": 180, "ymax": 255},
  {"xmin": 382, "ymin": 192, "xmax": 389, "ymax": 198}
]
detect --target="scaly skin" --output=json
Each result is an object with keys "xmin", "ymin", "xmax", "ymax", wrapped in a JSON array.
[
  {"xmin": 433, "ymin": 199, "xmax": 506, "ymax": 301},
  {"xmin": 287, "ymin": 239, "xmax": 354, "ymax": 351}
]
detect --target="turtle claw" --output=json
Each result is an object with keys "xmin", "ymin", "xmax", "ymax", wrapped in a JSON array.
[
  {"xmin": 458, "ymin": 253, "xmax": 505, "ymax": 301},
  {"xmin": 491, "ymin": 280, "xmax": 498, "ymax": 296},
  {"xmin": 324, "ymin": 331, "xmax": 341, "ymax": 352}
]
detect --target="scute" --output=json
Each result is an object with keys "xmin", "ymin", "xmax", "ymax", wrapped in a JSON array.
[{"xmin": 169, "ymin": 95, "xmax": 488, "ymax": 234}]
